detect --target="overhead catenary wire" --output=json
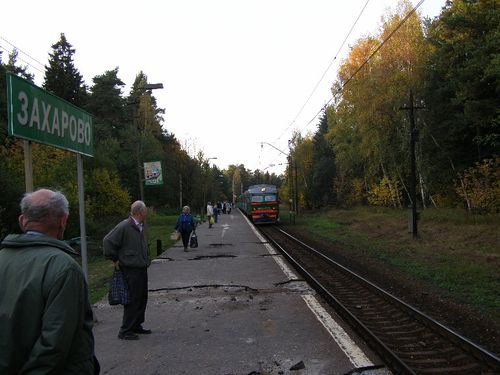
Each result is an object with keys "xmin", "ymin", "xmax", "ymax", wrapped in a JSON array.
[
  {"xmin": 0, "ymin": 43, "xmax": 45, "ymax": 75},
  {"xmin": 274, "ymin": 0, "xmax": 371, "ymax": 144},
  {"xmin": 0, "ymin": 36, "xmax": 46, "ymax": 69},
  {"xmin": 298, "ymin": 0, "xmax": 427, "ymax": 134}
]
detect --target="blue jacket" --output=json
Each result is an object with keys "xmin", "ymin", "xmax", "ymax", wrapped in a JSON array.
[{"xmin": 175, "ymin": 213, "xmax": 196, "ymax": 233}]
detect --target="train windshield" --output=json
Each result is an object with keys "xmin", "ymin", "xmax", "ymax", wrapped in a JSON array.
[{"xmin": 251, "ymin": 194, "xmax": 277, "ymax": 203}]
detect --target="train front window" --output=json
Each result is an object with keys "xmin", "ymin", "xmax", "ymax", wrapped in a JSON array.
[
  {"xmin": 251, "ymin": 196, "xmax": 264, "ymax": 203},
  {"xmin": 264, "ymin": 194, "xmax": 277, "ymax": 202}
]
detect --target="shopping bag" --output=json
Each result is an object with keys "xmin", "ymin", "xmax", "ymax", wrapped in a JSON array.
[
  {"xmin": 209, "ymin": 216, "xmax": 214, "ymax": 225},
  {"xmin": 189, "ymin": 231, "xmax": 198, "ymax": 248},
  {"xmin": 170, "ymin": 231, "xmax": 180, "ymax": 241},
  {"xmin": 108, "ymin": 269, "xmax": 129, "ymax": 305}
]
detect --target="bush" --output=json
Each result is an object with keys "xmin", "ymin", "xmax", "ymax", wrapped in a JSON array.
[
  {"xmin": 368, "ymin": 177, "xmax": 402, "ymax": 207},
  {"xmin": 86, "ymin": 168, "xmax": 131, "ymax": 237},
  {"xmin": 456, "ymin": 157, "xmax": 500, "ymax": 214}
]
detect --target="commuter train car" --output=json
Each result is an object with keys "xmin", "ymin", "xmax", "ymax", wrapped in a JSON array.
[{"xmin": 238, "ymin": 184, "xmax": 279, "ymax": 224}]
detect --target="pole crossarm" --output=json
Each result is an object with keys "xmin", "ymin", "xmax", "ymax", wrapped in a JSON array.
[{"xmin": 261, "ymin": 142, "xmax": 289, "ymax": 157}]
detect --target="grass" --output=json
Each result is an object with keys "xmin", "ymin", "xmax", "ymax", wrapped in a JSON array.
[
  {"xmin": 291, "ymin": 207, "xmax": 500, "ymax": 320},
  {"xmin": 85, "ymin": 212, "xmax": 178, "ymax": 304}
]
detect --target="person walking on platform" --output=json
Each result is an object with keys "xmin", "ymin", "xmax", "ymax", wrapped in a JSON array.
[
  {"xmin": 175, "ymin": 206, "xmax": 196, "ymax": 251},
  {"xmin": 103, "ymin": 200, "xmax": 151, "ymax": 340},
  {"xmin": 214, "ymin": 202, "xmax": 219, "ymax": 223},
  {"xmin": 206, "ymin": 201, "xmax": 214, "ymax": 228},
  {"xmin": 0, "ymin": 188, "xmax": 99, "ymax": 374}
]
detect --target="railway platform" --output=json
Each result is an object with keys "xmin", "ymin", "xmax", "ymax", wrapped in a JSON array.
[{"xmin": 92, "ymin": 210, "xmax": 391, "ymax": 375}]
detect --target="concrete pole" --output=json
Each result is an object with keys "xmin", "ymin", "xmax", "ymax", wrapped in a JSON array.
[
  {"xmin": 409, "ymin": 91, "xmax": 418, "ymax": 239},
  {"xmin": 77, "ymin": 154, "xmax": 88, "ymax": 281},
  {"xmin": 23, "ymin": 140, "xmax": 33, "ymax": 192}
]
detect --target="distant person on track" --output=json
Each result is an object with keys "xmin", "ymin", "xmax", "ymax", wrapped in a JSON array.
[
  {"xmin": 207, "ymin": 202, "xmax": 214, "ymax": 228},
  {"xmin": 103, "ymin": 200, "xmax": 151, "ymax": 340},
  {"xmin": 175, "ymin": 205, "xmax": 196, "ymax": 252},
  {"xmin": 0, "ymin": 188, "xmax": 99, "ymax": 374}
]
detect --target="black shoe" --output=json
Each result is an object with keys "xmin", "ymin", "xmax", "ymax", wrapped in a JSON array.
[
  {"xmin": 133, "ymin": 327, "xmax": 152, "ymax": 334},
  {"xmin": 118, "ymin": 332, "xmax": 139, "ymax": 340}
]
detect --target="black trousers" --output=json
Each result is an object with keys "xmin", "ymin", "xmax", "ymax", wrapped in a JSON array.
[
  {"xmin": 180, "ymin": 230, "xmax": 191, "ymax": 249},
  {"xmin": 120, "ymin": 266, "xmax": 148, "ymax": 334}
]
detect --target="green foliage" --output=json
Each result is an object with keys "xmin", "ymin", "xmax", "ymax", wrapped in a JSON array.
[
  {"xmin": 309, "ymin": 112, "xmax": 336, "ymax": 208},
  {"xmin": 289, "ymin": 131, "xmax": 314, "ymax": 209},
  {"xmin": 43, "ymin": 33, "xmax": 87, "ymax": 106},
  {"xmin": 86, "ymin": 168, "xmax": 131, "ymax": 236},
  {"xmin": 334, "ymin": 176, "xmax": 366, "ymax": 207},
  {"xmin": 421, "ymin": 0, "xmax": 500, "ymax": 196}
]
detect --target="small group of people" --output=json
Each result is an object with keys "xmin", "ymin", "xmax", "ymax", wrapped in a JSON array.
[
  {"xmin": 0, "ymin": 188, "xmax": 155, "ymax": 374},
  {"xmin": 206, "ymin": 201, "xmax": 233, "ymax": 228},
  {"xmin": 219, "ymin": 201, "xmax": 232, "ymax": 214}
]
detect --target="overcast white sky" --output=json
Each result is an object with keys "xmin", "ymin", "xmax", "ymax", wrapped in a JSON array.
[{"xmin": 1, "ymin": 0, "xmax": 445, "ymax": 175}]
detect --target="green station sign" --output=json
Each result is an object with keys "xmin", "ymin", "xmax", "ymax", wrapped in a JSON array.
[{"xmin": 6, "ymin": 73, "xmax": 93, "ymax": 156}]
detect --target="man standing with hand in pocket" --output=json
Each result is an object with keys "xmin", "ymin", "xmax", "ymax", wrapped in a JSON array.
[{"xmin": 103, "ymin": 200, "xmax": 151, "ymax": 340}]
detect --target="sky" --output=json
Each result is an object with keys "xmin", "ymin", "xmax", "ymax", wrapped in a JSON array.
[{"xmin": 1, "ymin": 0, "xmax": 446, "ymax": 175}]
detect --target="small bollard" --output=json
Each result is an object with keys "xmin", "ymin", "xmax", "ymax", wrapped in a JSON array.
[{"xmin": 156, "ymin": 239, "xmax": 162, "ymax": 256}]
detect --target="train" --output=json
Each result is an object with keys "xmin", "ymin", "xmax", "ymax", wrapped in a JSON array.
[{"xmin": 237, "ymin": 184, "xmax": 280, "ymax": 224}]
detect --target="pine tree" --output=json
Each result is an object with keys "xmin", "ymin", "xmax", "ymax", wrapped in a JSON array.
[{"xmin": 43, "ymin": 33, "xmax": 87, "ymax": 106}]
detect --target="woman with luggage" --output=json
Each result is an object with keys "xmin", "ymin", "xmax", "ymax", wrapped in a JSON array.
[{"xmin": 175, "ymin": 206, "xmax": 196, "ymax": 251}]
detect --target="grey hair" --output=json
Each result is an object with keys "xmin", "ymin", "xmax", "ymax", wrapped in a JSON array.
[
  {"xmin": 182, "ymin": 205, "xmax": 190, "ymax": 212},
  {"xmin": 131, "ymin": 200, "xmax": 147, "ymax": 215},
  {"xmin": 20, "ymin": 189, "xmax": 69, "ymax": 225}
]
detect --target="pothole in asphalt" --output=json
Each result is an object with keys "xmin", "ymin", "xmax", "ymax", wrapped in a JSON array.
[
  {"xmin": 209, "ymin": 243, "xmax": 234, "ymax": 247},
  {"xmin": 191, "ymin": 254, "xmax": 237, "ymax": 260}
]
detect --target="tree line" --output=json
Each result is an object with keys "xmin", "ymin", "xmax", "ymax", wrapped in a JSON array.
[
  {"xmin": 0, "ymin": 34, "xmax": 281, "ymax": 240},
  {"xmin": 1, "ymin": 0, "xmax": 497, "ymax": 241},
  {"xmin": 283, "ymin": 0, "xmax": 499, "ymax": 214}
]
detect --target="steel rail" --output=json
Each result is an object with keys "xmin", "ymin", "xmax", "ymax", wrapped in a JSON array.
[
  {"xmin": 260, "ymin": 226, "xmax": 416, "ymax": 374},
  {"xmin": 259, "ymin": 225, "xmax": 500, "ymax": 374}
]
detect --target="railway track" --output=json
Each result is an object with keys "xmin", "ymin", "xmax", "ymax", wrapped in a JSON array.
[{"xmin": 259, "ymin": 225, "xmax": 500, "ymax": 375}]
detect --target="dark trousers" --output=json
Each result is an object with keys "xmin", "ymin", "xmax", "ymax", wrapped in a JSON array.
[
  {"xmin": 120, "ymin": 267, "xmax": 148, "ymax": 334},
  {"xmin": 180, "ymin": 230, "xmax": 191, "ymax": 249}
]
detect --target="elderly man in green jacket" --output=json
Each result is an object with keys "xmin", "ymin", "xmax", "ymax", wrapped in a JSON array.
[
  {"xmin": 0, "ymin": 188, "xmax": 98, "ymax": 374},
  {"xmin": 103, "ymin": 200, "xmax": 151, "ymax": 340}
]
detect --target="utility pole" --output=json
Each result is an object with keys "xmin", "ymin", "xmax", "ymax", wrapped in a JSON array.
[
  {"xmin": 401, "ymin": 90, "xmax": 424, "ymax": 238},
  {"xmin": 294, "ymin": 160, "xmax": 299, "ymax": 215},
  {"xmin": 136, "ymin": 82, "xmax": 164, "ymax": 203},
  {"xmin": 259, "ymin": 141, "xmax": 298, "ymax": 221},
  {"xmin": 179, "ymin": 174, "xmax": 182, "ymax": 209}
]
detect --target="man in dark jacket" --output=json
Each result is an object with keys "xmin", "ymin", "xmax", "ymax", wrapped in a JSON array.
[
  {"xmin": 0, "ymin": 188, "xmax": 98, "ymax": 374},
  {"xmin": 103, "ymin": 200, "xmax": 151, "ymax": 340}
]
